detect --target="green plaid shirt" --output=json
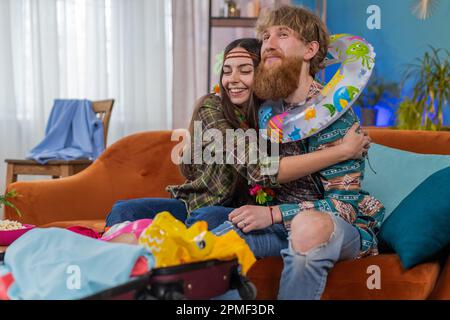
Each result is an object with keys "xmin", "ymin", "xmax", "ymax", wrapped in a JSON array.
[{"xmin": 166, "ymin": 94, "xmax": 280, "ymax": 213}]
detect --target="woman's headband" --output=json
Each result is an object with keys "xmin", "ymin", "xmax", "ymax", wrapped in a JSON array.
[{"xmin": 223, "ymin": 50, "xmax": 260, "ymax": 62}]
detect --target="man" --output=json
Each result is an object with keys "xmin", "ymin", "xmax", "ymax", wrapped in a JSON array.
[{"xmin": 213, "ymin": 5, "xmax": 384, "ymax": 300}]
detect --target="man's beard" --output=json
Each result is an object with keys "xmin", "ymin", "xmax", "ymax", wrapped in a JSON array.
[{"xmin": 253, "ymin": 55, "xmax": 303, "ymax": 101}]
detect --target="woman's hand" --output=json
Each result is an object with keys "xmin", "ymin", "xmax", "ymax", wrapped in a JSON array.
[
  {"xmin": 229, "ymin": 205, "xmax": 273, "ymax": 233},
  {"xmin": 340, "ymin": 123, "xmax": 371, "ymax": 160}
]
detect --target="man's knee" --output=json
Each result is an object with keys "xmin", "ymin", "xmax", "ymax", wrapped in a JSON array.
[{"xmin": 290, "ymin": 210, "xmax": 334, "ymax": 254}]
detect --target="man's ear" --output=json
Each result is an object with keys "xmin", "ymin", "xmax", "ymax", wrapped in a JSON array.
[{"xmin": 303, "ymin": 41, "xmax": 320, "ymax": 61}]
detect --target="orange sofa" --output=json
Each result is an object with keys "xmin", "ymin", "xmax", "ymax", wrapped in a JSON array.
[{"xmin": 4, "ymin": 129, "xmax": 450, "ymax": 300}]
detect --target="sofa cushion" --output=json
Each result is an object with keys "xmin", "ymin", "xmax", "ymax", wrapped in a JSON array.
[
  {"xmin": 429, "ymin": 254, "xmax": 450, "ymax": 300},
  {"xmin": 322, "ymin": 254, "xmax": 440, "ymax": 300},
  {"xmin": 362, "ymin": 144, "xmax": 450, "ymax": 221},
  {"xmin": 379, "ymin": 167, "xmax": 450, "ymax": 269},
  {"xmin": 247, "ymin": 255, "xmax": 440, "ymax": 300}
]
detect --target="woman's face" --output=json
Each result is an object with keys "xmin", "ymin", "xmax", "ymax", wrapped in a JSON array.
[{"xmin": 221, "ymin": 47, "xmax": 255, "ymax": 107}]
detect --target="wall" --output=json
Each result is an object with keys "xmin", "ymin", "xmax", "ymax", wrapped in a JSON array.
[{"xmin": 293, "ymin": 0, "xmax": 450, "ymax": 124}]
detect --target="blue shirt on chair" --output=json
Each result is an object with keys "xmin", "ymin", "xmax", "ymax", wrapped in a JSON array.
[{"xmin": 27, "ymin": 99, "xmax": 105, "ymax": 164}]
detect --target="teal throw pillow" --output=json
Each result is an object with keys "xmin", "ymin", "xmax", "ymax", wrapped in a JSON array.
[
  {"xmin": 362, "ymin": 144, "xmax": 450, "ymax": 221},
  {"xmin": 378, "ymin": 167, "xmax": 450, "ymax": 269}
]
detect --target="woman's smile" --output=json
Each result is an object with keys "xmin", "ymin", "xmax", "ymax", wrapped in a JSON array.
[{"xmin": 228, "ymin": 87, "xmax": 248, "ymax": 98}]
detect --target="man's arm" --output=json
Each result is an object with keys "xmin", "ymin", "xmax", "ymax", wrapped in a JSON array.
[{"xmin": 196, "ymin": 100, "xmax": 368, "ymax": 188}]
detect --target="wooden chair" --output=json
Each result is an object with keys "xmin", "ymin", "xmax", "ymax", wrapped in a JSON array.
[{"xmin": 5, "ymin": 99, "xmax": 114, "ymax": 188}]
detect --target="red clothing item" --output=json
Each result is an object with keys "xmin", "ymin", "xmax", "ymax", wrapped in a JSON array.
[
  {"xmin": 66, "ymin": 226, "xmax": 101, "ymax": 239},
  {"xmin": 130, "ymin": 256, "xmax": 150, "ymax": 277}
]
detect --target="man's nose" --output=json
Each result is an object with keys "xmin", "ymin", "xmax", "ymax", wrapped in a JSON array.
[{"xmin": 264, "ymin": 34, "xmax": 279, "ymax": 51}]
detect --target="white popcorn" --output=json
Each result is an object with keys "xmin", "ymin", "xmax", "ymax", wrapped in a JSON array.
[{"xmin": 0, "ymin": 220, "xmax": 24, "ymax": 231}]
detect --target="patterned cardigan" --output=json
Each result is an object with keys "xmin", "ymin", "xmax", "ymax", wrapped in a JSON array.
[{"xmin": 272, "ymin": 82, "xmax": 385, "ymax": 257}]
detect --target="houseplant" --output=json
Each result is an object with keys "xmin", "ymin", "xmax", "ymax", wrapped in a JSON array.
[
  {"xmin": 0, "ymin": 190, "xmax": 33, "ymax": 246},
  {"xmin": 396, "ymin": 46, "xmax": 449, "ymax": 130},
  {"xmin": 0, "ymin": 189, "xmax": 22, "ymax": 217}
]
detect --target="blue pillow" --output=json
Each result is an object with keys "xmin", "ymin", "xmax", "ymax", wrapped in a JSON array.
[
  {"xmin": 362, "ymin": 144, "xmax": 450, "ymax": 221},
  {"xmin": 378, "ymin": 167, "xmax": 450, "ymax": 269}
]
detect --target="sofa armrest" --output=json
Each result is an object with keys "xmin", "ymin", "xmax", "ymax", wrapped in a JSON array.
[{"xmin": 5, "ymin": 131, "xmax": 185, "ymax": 226}]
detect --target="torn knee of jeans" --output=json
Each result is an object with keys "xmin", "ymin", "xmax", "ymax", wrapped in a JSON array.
[
  {"xmin": 291, "ymin": 219, "xmax": 336, "ymax": 255},
  {"xmin": 294, "ymin": 240, "xmax": 330, "ymax": 256}
]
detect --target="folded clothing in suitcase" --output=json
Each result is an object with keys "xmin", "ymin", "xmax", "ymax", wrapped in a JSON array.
[{"xmin": 0, "ymin": 228, "xmax": 153, "ymax": 300}]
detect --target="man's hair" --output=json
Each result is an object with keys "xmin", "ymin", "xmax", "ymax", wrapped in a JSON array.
[{"xmin": 256, "ymin": 5, "xmax": 330, "ymax": 77}]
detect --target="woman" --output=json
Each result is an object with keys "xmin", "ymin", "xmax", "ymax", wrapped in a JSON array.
[{"xmin": 105, "ymin": 38, "xmax": 369, "ymax": 230}]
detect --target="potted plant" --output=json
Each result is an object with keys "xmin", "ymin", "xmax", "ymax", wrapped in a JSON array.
[
  {"xmin": 0, "ymin": 190, "xmax": 34, "ymax": 246},
  {"xmin": 396, "ymin": 46, "xmax": 449, "ymax": 130},
  {"xmin": 355, "ymin": 73, "xmax": 400, "ymax": 126},
  {"xmin": 0, "ymin": 189, "xmax": 22, "ymax": 217}
]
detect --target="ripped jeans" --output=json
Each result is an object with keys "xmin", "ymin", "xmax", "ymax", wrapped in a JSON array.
[{"xmin": 212, "ymin": 212, "xmax": 361, "ymax": 300}]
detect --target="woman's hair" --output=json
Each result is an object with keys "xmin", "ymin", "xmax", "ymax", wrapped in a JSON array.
[
  {"xmin": 187, "ymin": 37, "xmax": 263, "ymax": 135},
  {"xmin": 219, "ymin": 37, "xmax": 263, "ymax": 131},
  {"xmin": 182, "ymin": 38, "xmax": 263, "ymax": 206}
]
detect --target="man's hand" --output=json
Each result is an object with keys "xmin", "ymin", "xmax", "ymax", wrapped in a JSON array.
[
  {"xmin": 229, "ymin": 205, "xmax": 273, "ymax": 233},
  {"xmin": 340, "ymin": 123, "xmax": 371, "ymax": 160}
]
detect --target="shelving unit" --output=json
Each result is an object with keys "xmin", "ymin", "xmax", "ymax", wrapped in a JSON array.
[
  {"xmin": 210, "ymin": 17, "xmax": 257, "ymax": 28},
  {"xmin": 207, "ymin": 0, "xmax": 258, "ymax": 92}
]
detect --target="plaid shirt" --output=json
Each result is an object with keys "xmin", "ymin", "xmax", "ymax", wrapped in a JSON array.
[{"xmin": 166, "ymin": 94, "xmax": 279, "ymax": 213}]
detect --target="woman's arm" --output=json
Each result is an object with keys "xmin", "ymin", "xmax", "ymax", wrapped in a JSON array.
[
  {"xmin": 277, "ymin": 123, "xmax": 370, "ymax": 184},
  {"xmin": 192, "ymin": 100, "xmax": 369, "ymax": 186},
  {"xmin": 228, "ymin": 205, "xmax": 284, "ymax": 233}
]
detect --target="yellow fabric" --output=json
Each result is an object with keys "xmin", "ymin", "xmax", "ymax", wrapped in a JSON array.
[
  {"xmin": 138, "ymin": 212, "xmax": 256, "ymax": 274},
  {"xmin": 208, "ymin": 229, "xmax": 256, "ymax": 275}
]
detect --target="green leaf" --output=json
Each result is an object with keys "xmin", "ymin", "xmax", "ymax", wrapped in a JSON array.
[
  {"xmin": 396, "ymin": 45, "xmax": 449, "ymax": 130},
  {"xmin": 0, "ymin": 189, "xmax": 23, "ymax": 217}
]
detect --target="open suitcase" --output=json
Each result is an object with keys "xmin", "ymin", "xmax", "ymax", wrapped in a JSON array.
[
  {"xmin": 0, "ymin": 251, "xmax": 255, "ymax": 300},
  {"xmin": 83, "ymin": 258, "xmax": 257, "ymax": 300}
]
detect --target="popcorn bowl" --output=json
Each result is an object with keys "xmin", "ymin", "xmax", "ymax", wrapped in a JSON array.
[{"xmin": 0, "ymin": 224, "xmax": 36, "ymax": 246}]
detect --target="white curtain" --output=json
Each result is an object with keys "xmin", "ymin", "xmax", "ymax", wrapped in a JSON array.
[
  {"xmin": 0, "ymin": 0, "xmax": 172, "ymax": 193},
  {"xmin": 171, "ymin": 0, "xmax": 209, "ymax": 129}
]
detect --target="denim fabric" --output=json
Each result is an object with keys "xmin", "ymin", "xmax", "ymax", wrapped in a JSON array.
[
  {"xmin": 278, "ymin": 214, "xmax": 360, "ymax": 300},
  {"xmin": 185, "ymin": 206, "xmax": 235, "ymax": 230},
  {"xmin": 105, "ymin": 198, "xmax": 188, "ymax": 227},
  {"xmin": 105, "ymin": 199, "xmax": 233, "ymax": 231},
  {"xmin": 212, "ymin": 221, "xmax": 289, "ymax": 258},
  {"xmin": 211, "ymin": 213, "xmax": 360, "ymax": 300}
]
